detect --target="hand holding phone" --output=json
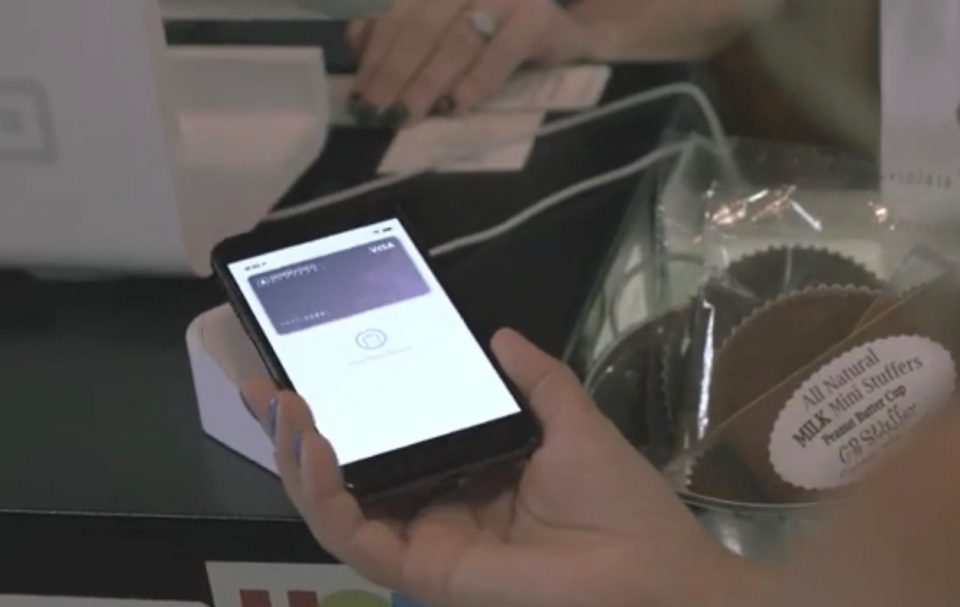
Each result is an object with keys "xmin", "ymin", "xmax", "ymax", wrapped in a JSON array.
[
  {"xmin": 239, "ymin": 329, "xmax": 733, "ymax": 607},
  {"xmin": 213, "ymin": 209, "xmax": 538, "ymax": 501}
]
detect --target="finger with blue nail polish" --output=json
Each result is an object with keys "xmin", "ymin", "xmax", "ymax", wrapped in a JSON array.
[
  {"xmin": 269, "ymin": 391, "xmax": 317, "ymax": 498},
  {"xmin": 266, "ymin": 396, "xmax": 279, "ymax": 439},
  {"xmin": 293, "ymin": 432, "xmax": 304, "ymax": 467},
  {"xmin": 240, "ymin": 379, "xmax": 320, "ymax": 502},
  {"xmin": 238, "ymin": 391, "xmax": 257, "ymax": 421},
  {"xmin": 240, "ymin": 378, "xmax": 280, "ymax": 435}
]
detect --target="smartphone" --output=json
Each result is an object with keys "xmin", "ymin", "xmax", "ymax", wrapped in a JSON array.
[{"xmin": 212, "ymin": 206, "xmax": 539, "ymax": 503}]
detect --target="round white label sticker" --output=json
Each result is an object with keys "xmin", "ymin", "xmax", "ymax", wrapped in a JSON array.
[{"xmin": 770, "ymin": 335, "xmax": 956, "ymax": 490}]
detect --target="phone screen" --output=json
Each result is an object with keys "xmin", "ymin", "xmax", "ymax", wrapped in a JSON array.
[{"xmin": 227, "ymin": 218, "xmax": 521, "ymax": 465}]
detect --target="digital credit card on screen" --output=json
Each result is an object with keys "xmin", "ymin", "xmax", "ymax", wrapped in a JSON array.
[{"xmin": 248, "ymin": 237, "xmax": 431, "ymax": 335}]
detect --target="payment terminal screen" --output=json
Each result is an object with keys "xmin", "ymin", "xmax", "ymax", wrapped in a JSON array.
[{"xmin": 229, "ymin": 219, "xmax": 520, "ymax": 464}]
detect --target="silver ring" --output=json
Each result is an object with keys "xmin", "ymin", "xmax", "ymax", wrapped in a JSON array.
[{"xmin": 466, "ymin": 8, "xmax": 499, "ymax": 41}]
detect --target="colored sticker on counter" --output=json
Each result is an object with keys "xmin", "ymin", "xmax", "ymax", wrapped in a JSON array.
[
  {"xmin": 769, "ymin": 336, "xmax": 956, "ymax": 490},
  {"xmin": 206, "ymin": 562, "xmax": 421, "ymax": 607}
]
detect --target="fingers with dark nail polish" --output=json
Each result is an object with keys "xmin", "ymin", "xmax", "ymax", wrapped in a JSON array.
[
  {"xmin": 347, "ymin": 91, "xmax": 363, "ymax": 115},
  {"xmin": 348, "ymin": 93, "xmax": 379, "ymax": 126},
  {"xmin": 431, "ymin": 95, "xmax": 456, "ymax": 116},
  {"xmin": 381, "ymin": 103, "xmax": 409, "ymax": 127},
  {"xmin": 347, "ymin": 91, "xmax": 409, "ymax": 128}
]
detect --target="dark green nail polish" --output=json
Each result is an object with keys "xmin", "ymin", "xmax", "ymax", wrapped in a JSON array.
[
  {"xmin": 381, "ymin": 103, "xmax": 409, "ymax": 127},
  {"xmin": 432, "ymin": 95, "xmax": 456, "ymax": 116},
  {"xmin": 347, "ymin": 91, "xmax": 363, "ymax": 115},
  {"xmin": 355, "ymin": 101, "xmax": 379, "ymax": 126}
]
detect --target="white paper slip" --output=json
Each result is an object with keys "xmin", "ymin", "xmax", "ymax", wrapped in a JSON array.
[
  {"xmin": 328, "ymin": 64, "xmax": 610, "ymax": 124},
  {"xmin": 484, "ymin": 65, "xmax": 611, "ymax": 112},
  {"xmin": 378, "ymin": 112, "xmax": 544, "ymax": 174}
]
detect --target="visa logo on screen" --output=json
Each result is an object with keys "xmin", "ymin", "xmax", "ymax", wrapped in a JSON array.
[{"xmin": 368, "ymin": 241, "xmax": 396, "ymax": 254}]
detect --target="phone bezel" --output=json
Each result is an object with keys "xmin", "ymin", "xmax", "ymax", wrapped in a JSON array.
[{"xmin": 211, "ymin": 204, "xmax": 540, "ymax": 501}]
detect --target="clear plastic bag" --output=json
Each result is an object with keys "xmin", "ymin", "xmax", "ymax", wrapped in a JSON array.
[{"xmin": 584, "ymin": 138, "xmax": 960, "ymax": 507}]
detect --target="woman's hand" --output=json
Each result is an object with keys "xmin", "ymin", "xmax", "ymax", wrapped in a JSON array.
[
  {"xmin": 242, "ymin": 329, "xmax": 764, "ymax": 607},
  {"xmin": 344, "ymin": 0, "xmax": 600, "ymax": 126}
]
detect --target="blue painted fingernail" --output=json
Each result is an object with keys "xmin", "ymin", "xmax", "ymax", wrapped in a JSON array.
[
  {"xmin": 293, "ymin": 432, "xmax": 304, "ymax": 466},
  {"xmin": 266, "ymin": 396, "xmax": 279, "ymax": 439}
]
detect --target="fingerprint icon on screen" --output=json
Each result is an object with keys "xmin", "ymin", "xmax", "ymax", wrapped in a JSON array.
[{"xmin": 355, "ymin": 329, "xmax": 388, "ymax": 350}]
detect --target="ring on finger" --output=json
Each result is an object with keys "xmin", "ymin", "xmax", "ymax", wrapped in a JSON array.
[{"xmin": 465, "ymin": 8, "xmax": 499, "ymax": 42}]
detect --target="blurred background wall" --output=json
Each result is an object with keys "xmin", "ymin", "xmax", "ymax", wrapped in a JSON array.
[{"xmin": 709, "ymin": 0, "xmax": 880, "ymax": 154}]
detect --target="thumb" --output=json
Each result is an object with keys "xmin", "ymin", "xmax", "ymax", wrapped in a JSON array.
[{"xmin": 490, "ymin": 328, "xmax": 596, "ymax": 430}]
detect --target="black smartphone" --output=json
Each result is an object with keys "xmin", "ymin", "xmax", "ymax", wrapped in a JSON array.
[{"xmin": 212, "ymin": 206, "xmax": 539, "ymax": 503}]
